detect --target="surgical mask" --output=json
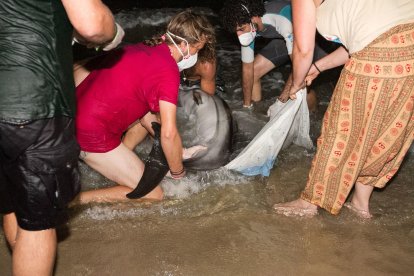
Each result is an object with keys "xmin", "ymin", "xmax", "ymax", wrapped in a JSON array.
[
  {"xmin": 166, "ymin": 31, "xmax": 199, "ymax": 71},
  {"xmin": 238, "ymin": 23, "xmax": 256, "ymax": 46},
  {"xmin": 177, "ymin": 52, "xmax": 198, "ymax": 71}
]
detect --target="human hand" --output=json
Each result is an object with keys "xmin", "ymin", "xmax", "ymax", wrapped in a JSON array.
[
  {"xmin": 278, "ymin": 73, "xmax": 293, "ymax": 103},
  {"xmin": 289, "ymin": 81, "xmax": 306, "ymax": 100},
  {"xmin": 278, "ymin": 82, "xmax": 291, "ymax": 103},
  {"xmin": 183, "ymin": 145, "xmax": 208, "ymax": 160},
  {"xmin": 305, "ymin": 63, "xmax": 321, "ymax": 86}
]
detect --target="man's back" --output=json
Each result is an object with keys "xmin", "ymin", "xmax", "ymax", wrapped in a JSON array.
[{"xmin": 0, "ymin": 0, "xmax": 75, "ymax": 123}]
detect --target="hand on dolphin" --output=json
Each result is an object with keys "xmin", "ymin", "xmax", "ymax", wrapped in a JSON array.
[{"xmin": 164, "ymin": 145, "xmax": 207, "ymax": 180}]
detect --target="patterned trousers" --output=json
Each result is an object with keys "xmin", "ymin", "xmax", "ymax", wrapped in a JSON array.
[{"xmin": 301, "ymin": 23, "xmax": 414, "ymax": 215}]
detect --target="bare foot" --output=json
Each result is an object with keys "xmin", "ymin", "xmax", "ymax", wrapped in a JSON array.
[
  {"xmin": 273, "ymin": 198, "xmax": 318, "ymax": 217},
  {"xmin": 344, "ymin": 202, "xmax": 372, "ymax": 219}
]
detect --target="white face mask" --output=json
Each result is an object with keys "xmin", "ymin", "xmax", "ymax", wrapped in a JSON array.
[
  {"xmin": 238, "ymin": 23, "xmax": 256, "ymax": 46},
  {"xmin": 166, "ymin": 31, "xmax": 199, "ymax": 71},
  {"xmin": 177, "ymin": 52, "xmax": 198, "ymax": 71}
]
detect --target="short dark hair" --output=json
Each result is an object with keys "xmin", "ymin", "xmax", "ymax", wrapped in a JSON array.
[{"xmin": 220, "ymin": 0, "xmax": 266, "ymax": 32}]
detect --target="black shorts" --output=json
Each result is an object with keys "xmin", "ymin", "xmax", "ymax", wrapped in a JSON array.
[
  {"xmin": 258, "ymin": 39, "xmax": 290, "ymax": 66},
  {"xmin": 0, "ymin": 117, "xmax": 80, "ymax": 231}
]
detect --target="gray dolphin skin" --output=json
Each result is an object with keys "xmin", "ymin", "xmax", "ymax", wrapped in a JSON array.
[
  {"xmin": 178, "ymin": 87, "xmax": 233, "ymax": 170},
  {"xmin": 126, "ymin": 88, "xmax": 233, "ymax": 199},
  {"xmin": 126, "ymin": 122, "xmax": 169, "ymax": 199}
]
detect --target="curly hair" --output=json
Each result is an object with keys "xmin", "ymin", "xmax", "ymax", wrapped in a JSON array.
[
  {"xmin": 144, "ymin": 10, "xmax": 216, "ymax": 63},
  {"xmin": 197, "ymin": 37, "xmax": 216, "ymax": 63},
  {"xmin": 220, "ymin": 0, "xmax": 266, "ymax": 33}
]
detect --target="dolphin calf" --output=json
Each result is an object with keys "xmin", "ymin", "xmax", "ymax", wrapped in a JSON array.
[
  {"xmin": 126, "ymin": 88, "xmax": 233, "ymax": 199},
  {"xmin": 126, "ymin": 122, "xmax": 169, "ymax": 199}
]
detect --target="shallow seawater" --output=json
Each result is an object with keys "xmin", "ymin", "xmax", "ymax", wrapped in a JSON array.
[{"xmin": 1, "ymin": 6, "xmax": 414, "ymax": 276}]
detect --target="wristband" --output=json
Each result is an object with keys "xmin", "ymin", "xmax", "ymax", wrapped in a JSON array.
[
  {"xmin": 170, "ymin": 168, "xmax": 186, "ymax": 179},
  {"xmin": 313, "ymin": 62, "xmax": 322, "ymax": 73},
  {"xmin": 96, "ymin": 22, "xmax": 125, "ymax": 51},
  {"xmin": 170, "ymin": 167, "xmax": 185, "ymax": 176}
]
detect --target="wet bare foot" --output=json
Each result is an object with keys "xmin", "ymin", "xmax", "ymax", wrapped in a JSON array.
[
  {"xmin": 344, "ymin": 202, "xmax": 372, "ymax": 219},
  {"xmin": 273, "ymin": 198, "xmax": 318, "ymax": 217}
]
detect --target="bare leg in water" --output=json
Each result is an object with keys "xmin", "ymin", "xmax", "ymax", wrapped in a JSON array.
[
  {"xmin": 3, "ymin": 213, "xmax": 56, "ymax": 275},
  {"xmin": 344, "ymin": 182, "xmax": 374, "ymax": 218}
]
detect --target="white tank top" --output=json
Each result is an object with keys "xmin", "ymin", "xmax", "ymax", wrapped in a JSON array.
[{"xmin": 316, "ymin": 0, "xmax": 414, "ymax": 54}]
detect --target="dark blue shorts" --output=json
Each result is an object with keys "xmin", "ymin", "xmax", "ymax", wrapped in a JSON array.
[{"xmin": 0, "ymin": 117, "xmax": 80, "ymax": 231}]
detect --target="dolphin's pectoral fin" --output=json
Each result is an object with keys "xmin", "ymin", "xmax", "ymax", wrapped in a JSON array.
[
  {"xmin": 125, "ymin": 159, "xmax": 169, "ymax": 199},
  {"xmin": 193, "ymin": 91, "xmax": 203, "ymax": 105},
  {"xmin": 126, "ymin": 122, "xmax": 169, "ymax": 199}
]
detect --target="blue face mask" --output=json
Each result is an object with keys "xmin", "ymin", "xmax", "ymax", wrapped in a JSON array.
[{"xmin": 166, "ymin": 31, "xmax": 199, "ymax": 71}]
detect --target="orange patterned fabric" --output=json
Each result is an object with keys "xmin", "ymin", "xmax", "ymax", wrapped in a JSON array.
[{"xmin": 301, "ymin": 23, "xmax": 414, "ymax": 215}]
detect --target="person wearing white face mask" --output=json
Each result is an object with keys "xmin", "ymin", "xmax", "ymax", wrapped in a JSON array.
[
  {"xmin": 238, "ymin": 20, "xmax": 257, "ymax": 47},
  {"xmin": 166, "ymin": 31, "xmax": 199, "ymax": 71},
  {"xmin": 220, "ymin": 0, "xmax": 333, "ymax": 110},
  {"xmin": 71, "ymin": 10, "xmax": 215, "ymax": 204},
  {"xmin": 179, "ymin": 32, "xmax": 223, "ymax": 96}
]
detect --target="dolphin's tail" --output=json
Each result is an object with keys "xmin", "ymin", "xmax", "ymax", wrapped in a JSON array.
[{"xmin": 126, "ymin": 122, "xmax": 169, "ymax": 199}]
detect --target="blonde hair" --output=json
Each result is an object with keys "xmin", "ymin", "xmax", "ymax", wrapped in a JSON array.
[{"xmin": 144, "ymin": 10, "xmax": 216, "ymax": 62}]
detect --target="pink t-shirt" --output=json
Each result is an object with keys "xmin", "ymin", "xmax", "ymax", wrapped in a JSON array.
[{"xmin": 76, "ymin": 43, "xmax": 180, "ymax": 153}]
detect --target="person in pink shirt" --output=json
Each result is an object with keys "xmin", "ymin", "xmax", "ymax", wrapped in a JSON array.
[{"xmin": 73, "ymin": 11, "xmax": 215, "ymax": 203}]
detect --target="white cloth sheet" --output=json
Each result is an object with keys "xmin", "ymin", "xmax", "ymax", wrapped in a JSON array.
[{"xmin": 225, "ymin": 88, "xmax": 313, "ymax": 176}]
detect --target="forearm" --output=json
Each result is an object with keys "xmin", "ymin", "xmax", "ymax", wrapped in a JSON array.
[
  {"xmin": 283, "ymin": 55, "xmax": 294, "ymax": 91},
  {"xmin": 291, "ymin": 0, "xmax": 317, "ymax": 90},
  {"xmin": 158, "ymin": 100, "xmax": 183, "ymax": 172},
  {"xmin": 63, "ymin": 0, "xmax": 116, "ymax": 44},
  {"xmin": 161, "ymin": 129, "xmax": 183, "ymax": 173},
  {"xmin": 313, "ymin": 46, "xmax": 349, "ymax": 72},
  {"xmin": 291, "ymin": 43, "xmax": 313, "ymax": 89},
  {"xmin": 242, "ymin": 62, "xmax": 254, "ymax": 105},
  {"xmin": 283, "ymin": 73, "xmax": 293, "ymax": 93}
]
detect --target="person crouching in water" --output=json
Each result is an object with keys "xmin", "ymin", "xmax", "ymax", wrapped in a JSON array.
[
  {"xmin": 180, "ymin": 38, "xmax": 227, "ymax": 95},
  {"xmin": 73, "ymin": 10, "xmax": 215, "ymax": 203}
]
